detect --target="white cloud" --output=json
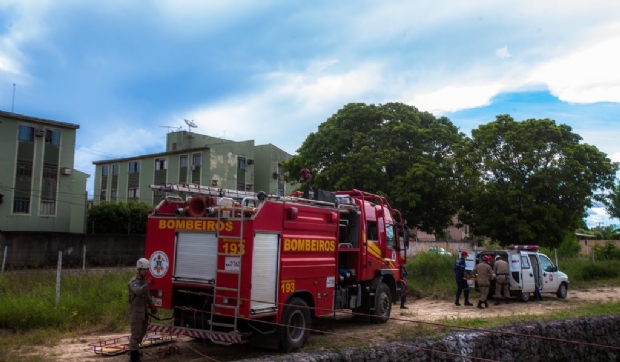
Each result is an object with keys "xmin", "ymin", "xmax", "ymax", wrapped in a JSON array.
[
  {"xmin": 529, "ymin": 34, "xmax": 620, "ymax": 104},
  {"xmin": 186, "ymin": 61, "xmax": 386, "ymax": 154},
  {"xmin": 586, "ymin": 207, "xmax": 619, "ymax": 228},
  {"xmin": 409, "ymin": 84, "xmax": 502, "ymax": 114},
  {"xmin": 495, "ymin": 46, "xmax": 512, "ymax": 59}
]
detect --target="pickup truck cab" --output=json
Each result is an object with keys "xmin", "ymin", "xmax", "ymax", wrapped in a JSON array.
[{"xmin": 466, "ymin": 245, "xmax": 569, "ymax": 302}]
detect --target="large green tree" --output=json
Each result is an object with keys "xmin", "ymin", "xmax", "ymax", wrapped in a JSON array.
[
  {"xmin": 87, "ymin": 201, "xmax": 152, "ymax": 234},
  {"xmin": 281, "ymin": 102, "xmax": 466, "ymax": 233},
  {"xmin": 457, "ymin": 115, "xmax": 618, "ymax": 248}
]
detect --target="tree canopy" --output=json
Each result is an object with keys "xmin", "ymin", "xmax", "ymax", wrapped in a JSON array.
[
  {"xmin": 87, "ymin": 201, "xmax": 152, "ymax": 234},
  {"xmin": 457, "ymin": 115, "xmax": 618, "ymax": 248},
  {"xmin": 281, "ymin": 102, "xmax": 465, "ymax": 233}
]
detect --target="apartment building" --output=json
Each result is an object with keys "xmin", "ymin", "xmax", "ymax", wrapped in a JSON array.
[
  {"xmin": 0, "ymin": 110, "xmax": 89, "ymax": 232},
  {"xmin": 93, "ymin": 131, "xmax": 291, "ymax": 205}
]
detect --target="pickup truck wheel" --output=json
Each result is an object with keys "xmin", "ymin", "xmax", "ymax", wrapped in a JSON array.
[
  {"xmin": 556, "ymin": 283, "xmax": 568, "ymax": 299},
  {"xmin": 373, "ymin": 282, "xmax": 392, "ymax": 324},
  {"xmin": 280, "ymin": 297, "xmax": 311, "ymax": 352},
  {"xmin": 519, "ymin": 291, "xmax": 530, "ymax": 302}
]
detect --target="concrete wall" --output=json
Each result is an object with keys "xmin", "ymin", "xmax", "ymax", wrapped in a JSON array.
[
  {"xmin": 0, "ymin": 231, "xmax": 144, "ymax": 268},
  {"xmin": 579, "ymin": 239, "xmax": 620, "ymax": 255},
  {"xmin": 242, "ymin": 315, "xmax": 620, "ymax": 361}
]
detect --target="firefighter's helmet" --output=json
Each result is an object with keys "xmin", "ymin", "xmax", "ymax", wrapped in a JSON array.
[
  {"xmin": 137, "ymin": 258, "xmax": 150, "ymax": 269},
  {"xmin": 495, "ymin": 255, "xmax": 501, "ymax": 261},
  {"xmin": 482, "ymin": 255, "xmax": 492, "ymax": 262}
]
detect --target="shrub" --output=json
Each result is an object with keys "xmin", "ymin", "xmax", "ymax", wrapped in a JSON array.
[{"xmin": 592, "ymin": 242, "xmax": 620, "ymax": 261}]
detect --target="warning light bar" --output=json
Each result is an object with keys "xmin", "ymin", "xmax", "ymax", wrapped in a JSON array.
[{"xmin": 507, "ymin": 244, "xmax": 539, "ymax": 251}]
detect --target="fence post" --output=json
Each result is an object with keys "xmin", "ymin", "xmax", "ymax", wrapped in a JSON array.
[
  {"xmin": 56, "ymin": 251, "xmax": 62, "ymax": 306},
  {"xmin": 554, "ymin": 248, "xmax": 558, "ymax": 268},
  {"xmin": 1, "ymin": 245, "xmax": 7, "ymax": 273},
  {"xmin": 591, "ymin": 250, "xmax": 595, "ymax": 265},
  {"xmin": 82, "ymin": 244, "xmax": 86, "ymax": 270}
]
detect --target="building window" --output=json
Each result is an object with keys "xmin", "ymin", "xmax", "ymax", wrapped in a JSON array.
[
  {"xmin": 40, "ymin": 199, "xmax": 56, "ymax": 215},
  {"xmin": 17, "ymin": 161, "xmax": 33, "ymax": 177},
  {"xmin": 112, "ymin": 164, "xmax": 119, "ymax": 176},
  {"xmin": 277, "ymin": 188, "xmax": 284, "ymax": 196},
  {"xmin": 111, "ymin": 189, "xmax": 117, "ymax": 201},
  {"xmin": 102, "ymin": 165, "xmax": 109, "ymax": 176},
  {"xmin": 238, "ymin": 157, "xmax": 246, "ymax": 170},
  {"xmin": 180, "ymin": 155, "xmax": 188, "ymax": 167},
  {"xmin": 128, "ymin": 187, "xmax": 140, "ymax": 200},
  {"xmin": 18, "ymin": 125, "xmax": 34, "ymax": 142},
  {"xmin": 42, "ymin": 164, "xmax": 58, "ymax": 179},
  {"xmin": 129, "ymin": 161, "xmax": 140, "ymax": 173},
  {"xmin": 100, "ymin": 190, "xmax": 107, "ymax": 201},
  {"xmin": 192, "ymin": 153, "xmax": 202, "ymax": 167},
  {"xmin": 13, "ymin": 197, "xmax": 30, "ymax": 213},
  {"xmin": 45, "ymin": 129, "xmax": 61, "ymax": 146},
  {"xmin": 155, "ymin": 158, "xmax": 167, "ymax": 170}
]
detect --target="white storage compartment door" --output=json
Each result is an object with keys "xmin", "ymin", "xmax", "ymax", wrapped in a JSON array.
[
  {"xmin": 250, "ymin": 233, "xmax": 279, "ymax": 314},
  {"xmin": 174, "ymin": 231, "xmax": 218, "ymax": 283}
]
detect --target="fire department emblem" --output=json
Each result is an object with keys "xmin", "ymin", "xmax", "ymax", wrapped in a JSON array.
[{"xmin": 149, "ymin": 251, "xmax": 169, "ymax": 278}]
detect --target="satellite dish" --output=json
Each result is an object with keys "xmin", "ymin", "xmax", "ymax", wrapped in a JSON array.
[{"xmin": 184, "ymin": 119, "xmax": 197, "ymax": 128}]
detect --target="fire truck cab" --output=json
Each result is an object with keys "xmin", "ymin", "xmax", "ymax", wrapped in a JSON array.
[
  {"xmin": 467, "ymin": 245, "xmax": 569, "ymax": 302},
  {"xmin": 143, "ymin": 184, "xmax": 409, "ymax": 352}
]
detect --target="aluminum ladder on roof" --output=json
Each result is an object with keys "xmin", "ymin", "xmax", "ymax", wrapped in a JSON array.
[{"xmin": 209, "ymin": 195, "xmax": 254, "ymax": 345}]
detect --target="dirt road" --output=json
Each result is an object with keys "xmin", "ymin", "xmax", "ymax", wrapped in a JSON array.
[{"xmin": 31, "ymin": 287, "xmax": 620, "ymax": 362}]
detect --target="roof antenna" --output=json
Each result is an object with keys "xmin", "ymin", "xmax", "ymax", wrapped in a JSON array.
[{"xmin": 184, "ymin": 119, "xmax": 197, "ymax": 133}]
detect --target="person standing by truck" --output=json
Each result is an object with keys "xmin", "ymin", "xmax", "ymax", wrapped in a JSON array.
[
  {"xmin": 454, "ymin": 251, "xmax": 473, "ymax": 306},
  {"xmin": 472, "ymin": 255, "xmax": 494, "ymax": 309},
  {"xmin": 128, "ymin": 258, "xmax": 157, "ymax": 362},
  {"xmin": 493, "ymin": 255, "xmax": 510, "ymax": 305}
]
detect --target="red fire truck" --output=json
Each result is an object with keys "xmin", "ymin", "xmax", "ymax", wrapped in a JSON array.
[{"xmin": 144, "ymin": 183, "xmax": 409, "ymax": 351}]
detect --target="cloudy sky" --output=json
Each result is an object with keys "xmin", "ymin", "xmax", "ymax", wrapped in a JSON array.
[{"xmin": 1, "ymin": 0, "xmax": 619, "ymax": 227}]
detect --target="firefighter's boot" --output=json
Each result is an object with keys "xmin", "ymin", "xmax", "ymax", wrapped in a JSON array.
[
  {"xmin": 477, "ymin": 301, "xmax": 483, "ymax": 309},
  {"xmin": 400, "ymin": 304, "xmax": 409, "ymax": 309},
  {"xmin": 454, "ymin": 300, "xmax": 461, "ymax": 306},
  {"xmin": 464, "ymin": 291, "xmax": 473, "ymax": 306},
  {"xmin": 494, "ymin": 299, "xmax": 501, "ymax": 306},
  {"xmin": 484, "ymin": 300, "xmax": 489, "ymax": 308},
  {"xmin": 129, "ymin": 350, "xmax": 141, "ymax": 362}
]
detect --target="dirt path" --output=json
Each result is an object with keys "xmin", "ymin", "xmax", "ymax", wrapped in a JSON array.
[{"xmin": 33, "ymin": 287, "xmax": 620, "ymax": 362}]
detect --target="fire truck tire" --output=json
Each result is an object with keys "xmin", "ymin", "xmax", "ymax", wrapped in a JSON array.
[
  {"xmin": 372, "ymin": 283, "xmax": 391, "ymax": 324},
  {"xmin": 556, "ymin": 282, "xmax": 568, "ymax": 299},
  {"xmin": 519, "ymin": 291, "xmax": 530, "ymax": 302},
  {"xmin": 280, "ymin": 297, "xmax": 311, "ymax": 352}
]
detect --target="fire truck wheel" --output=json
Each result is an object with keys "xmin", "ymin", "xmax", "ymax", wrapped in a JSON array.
[
  {"xmin": 519, "ymin": 291, "xmax": 531, "ymax": 302},
  {"xmin": 373, "ymin": 283, "xmax": 391, "ymax": 324},
  {"xmin": 280, "ymin": 297, "xmax": 311, "ymax": 352},
  {"xmin": 556, "ymin": 283, "xmax": 568, "ymax": 299}
]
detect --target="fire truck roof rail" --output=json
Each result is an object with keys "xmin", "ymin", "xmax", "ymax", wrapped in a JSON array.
[{"xmin": 150, "ymin": 183, "xmax": 257, "ymax": 200}]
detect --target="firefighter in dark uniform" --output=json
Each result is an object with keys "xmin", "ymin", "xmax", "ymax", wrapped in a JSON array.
[
  {"xmin": 454, "ymin": 250, "xmax": 473, "ymax": 306},
  {"xmin": 128, "ymin": 258, "xmax": 157, "ymax": 362},
  {"xmin": 493, "ymin": 255, "xmax": 510, "ymax": 304},
  {"xmin": 473, "ymin": 255, "xmax": 494, "ymax": 309},
  {"xmin": 400, "ymin": 264, "xmax": 409, "ymax": 309}
]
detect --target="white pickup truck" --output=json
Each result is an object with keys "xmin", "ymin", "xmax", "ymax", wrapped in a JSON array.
[{"xmin": 465, "ymin": 245, "xmax": 569, "ymax": 302}]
